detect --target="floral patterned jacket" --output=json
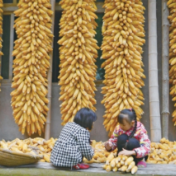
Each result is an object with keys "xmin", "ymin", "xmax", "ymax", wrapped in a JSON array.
[{"xmin": 108, "ymin": 121, "xmax": 151, "ymax": 158}]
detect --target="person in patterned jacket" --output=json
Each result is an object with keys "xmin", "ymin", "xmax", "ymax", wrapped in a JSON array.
[
  {"xmin": 50, "ymin": 108, "xmax": 97, "ymax": 170},
  {"xmin": 105, "ymin": 109, "xmax": 150, "ymax": 168}
]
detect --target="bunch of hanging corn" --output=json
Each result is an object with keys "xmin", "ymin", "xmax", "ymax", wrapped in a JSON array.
[
  {"xmin": 101, "ymin": 0, "xmax": 146, "ymax": 136},
  {"xmin": 58, "ymin": 0, "xmax": 99, "ymax": 125},
  {"xmin": 0, "ymin": 0, "xmax": 3, "ymax": 87},
  {"xmin": 168, "ymin": 0, "xmax": 176, "ymax": 125},
  {"xmin": 11, "ymin": 0, "xmax": 53, "ymax": 136},
  {"xmin": 103, "ymin": 153, "xmax": 138, "ymax": 174}
]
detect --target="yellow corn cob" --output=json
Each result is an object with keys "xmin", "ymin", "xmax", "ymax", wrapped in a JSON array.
[
  {"xmin": 131, "ymin": 166, "xmax": 138, "ymax": 174},
  {"xmin": 11, "ymin": 0, "xmax": 53, "ymax": 136},
  {"xmin": 112, "ymin": 166, "xmax": 118, "ymax": 172},
  {"xmin": 106, "ymin": 152, "xmax": 115, "ymax": 164},
  {"xmin": 128, "ymin": 161, "xmax": 135, "ymax": 170},
  {"xmin": 110, "ymin": 158, "xmax": 116, "ymax": 167},
  {"xmin": 119, "ymin": 165, "xmax": 127, "ymax": 172},
  {"xmin": 167, "ymin": 0, "xmax": 176, "ymax": 126},
  {"xmin": 101, "ymin": 0, "xmax": 146, "ymax": 136},
  {"xmin": 58, "ymin": 0, "xmax": 99, "ymax": 124},
  {"xmin": 125, "ymin": 156, "xmax": 134, "ymax": 165},
  {"xmin": 105, "ymin": 165, "xmax": 112, "ymax": 172},
  {"xmin": 0, "ymin": 0, "xmax": 3, "ymax": 89}
]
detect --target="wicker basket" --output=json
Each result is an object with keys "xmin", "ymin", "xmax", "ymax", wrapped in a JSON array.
[{"xmin": 0, "ymin": 148, "xmax": 43, "ymax": 167}]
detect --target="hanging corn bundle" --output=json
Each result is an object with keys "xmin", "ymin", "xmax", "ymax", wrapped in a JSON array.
[
  {"xmin": 58, "ymin": 0, "xmax": 99, "ymax": 125},
  {"xmin": 101, "ymin": 0, "xmax": 146, "ymax": 136},
  {"xmin": 11, "ymin": 0, "xmax": 53, "ymax": 136},
  {"xmin": 167, "ymin": 0, "xmax": 176, "ymax": 125},
  {"xmin": 0, "ymin": 0, "xmax": 3, "ymax": 87}
]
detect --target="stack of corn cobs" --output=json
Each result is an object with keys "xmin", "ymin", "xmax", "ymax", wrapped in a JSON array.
[
  {"xmin": 11, "ymin": 0, "xmax": 53, "ymax": 135},
  {"xmin": 103, "ymin": 153, "xmax": 138, "ymax": 174},
  {"xmin": 168, "ymin": 0, "xmax": 176, "ymax": 125},
  {"xmin": 58, "ymin": 0, "xmax": 99, "ymax": 125},
  {"xmin": 148, "ymin": 138, "xmax": 176, "ymax": 164},
  {"xmin": 0, "ymin": 0, "xmax": 3, "ymax": 88},
  {"xmin": 101, "ymin": 0, "xmax": 146, "ymax": 136},
  {"xmin": 0, "ymin": 137, "xmax": 57, "ymax": 163}
]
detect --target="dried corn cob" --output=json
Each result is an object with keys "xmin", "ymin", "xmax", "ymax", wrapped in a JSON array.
[
  {"xmin": 11, "ymin": 0, "xmax": 53, "ymax": 136},
  {"xmin": 0, "ymin": 0, "xmax": 3, "ymax": 87},
  {"xmin": 58, "ymin": 0, "xmax": 99, "ymax": 125},
  {"xmin": 101, "ymin": 0, "xmax": 146, "ymax": 136},
  {"xmin": 167, "ymin": 0, "xmax": 176, "ymax": 125}
]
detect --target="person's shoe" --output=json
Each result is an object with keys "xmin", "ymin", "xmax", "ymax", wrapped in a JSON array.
[
  {"xmin": 73, "ymin": 164, "xmax": 80, "ymax": 169},
  {"xmin": 79, "ymin": 163, "xmax": 90, "ymax": 168},
  {"xmin": 73, "ymin": 163, "xmax": 90, "ymax": 169},
  {"xmin": 137, "ymin": 160, "xmax": 147, "ymax": 168}
]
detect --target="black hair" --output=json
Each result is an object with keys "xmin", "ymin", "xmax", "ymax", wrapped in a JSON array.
[
  {"xmin": 118, "ymin": 108, "xmax": 137, "ymax": 138},
  {"xmin": 74, "ymin": 108, "xmax": 97, "ymax": 130}
]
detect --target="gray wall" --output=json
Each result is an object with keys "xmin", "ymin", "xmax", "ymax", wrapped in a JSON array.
[
  {"xmin": 0, "ymin": 81, "xmax": 151, "ymax": 141},
  {"xmin": 0, "ymin": 0, "xmax": 176, "ymax": 141},
  {"xmin": 0, "ymin": 83, "xmax": 109, "ymax": 141}
]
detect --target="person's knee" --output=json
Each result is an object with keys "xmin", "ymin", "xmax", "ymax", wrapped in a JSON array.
[
  {"xmin": 127, "ymin": 138, "xmax": 140, "ymax": 150},
  {"xmin": 117, "ymin": 134, "xmax": 129, "ymax": 152},
  {"xmin": 118, "ymin": 134, "xmax": 128, "ymax": 142}
]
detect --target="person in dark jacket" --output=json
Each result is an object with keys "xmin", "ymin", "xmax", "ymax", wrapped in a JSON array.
[{"xmin": 50, "ymin": 108, "xmax": 97, "ymax": 169}]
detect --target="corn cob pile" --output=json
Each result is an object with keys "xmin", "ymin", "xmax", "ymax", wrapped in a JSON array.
[
  {"xmin": 11, "ymin": 0, "xmax": 53, "ymax": 136},
  {"xmin": 58, "ymin": 0, "xmax": 99, "ymax": 125},
  {"xmin": 0, "ymin": 137, "xmax": 56, "ymax": 162},
  {"xmin": 167, "ymin": 0, "xmax": 176, "ymax": 125},
  {"xmin": 83, "ymin": 140, "xmax": 117, "ymax": 163},
  {"xmin": 0, "ymin": 0, "xmax": 3, "ymax": 87},
  {"xmin": 102, "ymin": 153, "xmax": 138, "ymax": 174},
  {"xmin": 147, "ymin": 138, "xmax": 176, "ymax": 164},
  {"xmin": 101, "ymin": 0, "xmax": 146, "ymax": 136}
]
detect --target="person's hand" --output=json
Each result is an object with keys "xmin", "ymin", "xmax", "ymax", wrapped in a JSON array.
[
  {"xmin": 105, "ymin": 142, "xmax": 112, "ymax": 151},
  {"xmin": 118, "ymin": 148, "xmax": 136, "ymax": 156}
]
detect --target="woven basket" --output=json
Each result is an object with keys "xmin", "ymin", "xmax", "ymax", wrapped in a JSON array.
[{"xmin": 0, "ymin": 148, "xmax": 43, "ymax": 167}]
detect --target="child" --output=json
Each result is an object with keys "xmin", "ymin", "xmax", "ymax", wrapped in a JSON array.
[
  {"xmin": 51, "ymin": 108, "xmax": 97, "ymax": 169},
  {"xmin": 105, "ymin": 108, "xmax": 150, "ymax": 167}
]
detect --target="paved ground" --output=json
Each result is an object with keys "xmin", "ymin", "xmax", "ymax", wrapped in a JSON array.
[{"xmin": 0, "ymin": 162, "xmax": 176, "ymax": 176}]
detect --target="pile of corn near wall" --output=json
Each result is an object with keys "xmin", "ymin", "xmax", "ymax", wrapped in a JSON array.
[
  {"xmin": 58, "ymin": 0, "xmax": 99, "ymax": 125},
  {"xmin": 101, "ymin": 0, "xmax": 146, "ymax": 136},
  {"xmin": 147, "ymin": 138, "xmax": 176, "ymax": 164},
  {"xmin": 168, "ymin": 0, "xmax": 176, "ymax": 125},
  {"xmin": 0, "ymin": 137, "xmax": 56, "ymax": 163},
  {"xmin": 0, "ymin": 0, "xmax": 3, "ymax": 87},
  {"xmin": 11, "ymin": 0, "xmax": 53, "ymax": 136}
]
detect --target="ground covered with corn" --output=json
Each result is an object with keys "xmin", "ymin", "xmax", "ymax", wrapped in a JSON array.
[{"xmin": 0, "ymin": 137, "xmax": 176, "ymax": 165}]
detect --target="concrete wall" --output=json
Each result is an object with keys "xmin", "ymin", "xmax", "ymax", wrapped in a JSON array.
[{"xmin": 0, "ymin": 0, "xmax": 176, "ymax": 142}]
